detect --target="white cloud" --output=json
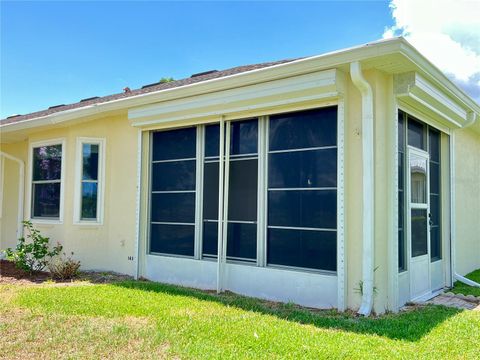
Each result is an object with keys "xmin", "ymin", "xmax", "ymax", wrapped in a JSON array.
[{"xmin": 383, "ymin": 0, "xmax": 480, "ymax": 103}]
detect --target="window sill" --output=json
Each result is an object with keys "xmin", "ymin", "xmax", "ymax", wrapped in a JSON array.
[
  {"xmin": 30, "ymin": 219, "xmax": 63, "ymax": 226},
  {"xmin": 73, "ymin": 221, "xmax": 103, "ymax": 227}
]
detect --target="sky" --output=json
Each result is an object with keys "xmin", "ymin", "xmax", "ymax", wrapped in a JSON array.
[{"xmin": 0, "ymin": 1, "xmax": 479, "ymax": 119}]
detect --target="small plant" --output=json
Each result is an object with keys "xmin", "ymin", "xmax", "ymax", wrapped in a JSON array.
[
  {"xmin": 3, "ymin": 221, "xmax": 62, "ymax": 274},
  {"xmin": 355, "ymin": 266, "xmax": 380, "ymax": 296},
  {"xmin": 48, "ymin": 252, "xmax": 81, "ymax": 280}
]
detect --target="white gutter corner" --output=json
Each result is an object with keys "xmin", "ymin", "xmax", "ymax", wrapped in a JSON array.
[{"xmin": 350, "ymin": 61, "xmax": 375, "ymax": 316}]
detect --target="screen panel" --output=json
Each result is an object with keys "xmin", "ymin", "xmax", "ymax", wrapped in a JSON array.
[
  {"xmin": 267, "ymin": 107, "xmax": 338, "ymax": 272},
  {"xmin": 149, "ymin": 127, "xmax": 197, "ymax": 256}
]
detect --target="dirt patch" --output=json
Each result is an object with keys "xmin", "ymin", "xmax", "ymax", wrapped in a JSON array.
[
  {"xmin": 0, "ymin": 260, "xmax": 51, "ymax": 284},
  {"xmin": 0, "ymin": 260, "xmax": 132, "ymax": 285}
]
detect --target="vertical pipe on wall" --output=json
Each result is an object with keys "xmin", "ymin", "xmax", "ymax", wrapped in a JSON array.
[
  {"xmin": 350, "ymin": 62, "xmax": 375, "ymax": 316},
  {"xmin": 216, "ymin": 117, "xmax": 226, "ymax": 293}
]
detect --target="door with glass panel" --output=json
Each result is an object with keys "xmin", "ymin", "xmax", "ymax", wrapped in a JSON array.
[{"xmin": 407, "ymin": 147, "xmax": 431, "ymax": 300}]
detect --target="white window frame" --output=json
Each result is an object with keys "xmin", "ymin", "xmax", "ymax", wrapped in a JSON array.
[
  {"xmin": 73, "ymin": 137, "xmax": 106, "ymax": 225},
  {"xmin": 28, "ymin": 138, "xmax": 66, "ymax": 224}
]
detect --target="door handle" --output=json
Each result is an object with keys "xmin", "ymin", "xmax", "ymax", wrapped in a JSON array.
[{"xmin": 428, "ymin": 213, "xmax": 433, "ymax": 226}]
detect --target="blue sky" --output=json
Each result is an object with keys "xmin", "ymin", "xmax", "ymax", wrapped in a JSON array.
[{"xmin": 1, "ymin": 1, "xmax": 395, "ymax": 118}]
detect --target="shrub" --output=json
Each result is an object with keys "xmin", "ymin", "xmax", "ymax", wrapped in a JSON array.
[
  {"xmin": 3, "ymin": 221, "xmax": 63, "ymax": 273},
  {"xmin": 48, "ymin": 252, "xmax": 81, "ymax": 280}
]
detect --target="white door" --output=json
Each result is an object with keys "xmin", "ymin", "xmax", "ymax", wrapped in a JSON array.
[{"xmin": 407, "ymin": 147, "xmax": 431, "ymax": 300}]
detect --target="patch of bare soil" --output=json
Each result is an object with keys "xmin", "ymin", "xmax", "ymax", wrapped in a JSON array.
[
  {"xmin": 0, "ymin": 260, "xmax": 132, "ymax": 285},
  {"xmin": 0, "ymin": 260, "xmax": 50, "ymax": 284}
]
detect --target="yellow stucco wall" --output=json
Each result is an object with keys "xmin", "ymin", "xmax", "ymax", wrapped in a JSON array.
[
  {"xmin": 1, "ymin": 113, "xmax": 138, "ymax": 275},
  {"xmin": 454, "ymin": 128, "xmax": 480, "ymax": 276}
]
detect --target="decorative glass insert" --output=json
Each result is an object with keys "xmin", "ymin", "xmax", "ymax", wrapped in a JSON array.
[
  {"xmin": 202, "ymin": 119, "xmax": 258, "ymax": 262},
  {"xmin": 150, "ymin": 127, "xmax": 197, "ymax": 256},
  {"xmin": 80, "ymin": 144, "xmax": 99, "ymax": 220},
  {"xmin": 410, "ymin": 153, "xmax": 427, "ymax": 204},
  {"xmin": 32, "ymin": 144, "xmax": 62, "ymax": 219},
  {"xmin": 267, "ymin": 107, "xmax": 337, "ymax": 271}
]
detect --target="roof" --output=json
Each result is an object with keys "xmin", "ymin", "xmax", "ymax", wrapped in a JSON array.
[
  {"xmin": 0, "ymin": 59, "xmax": 298, "ymax": 125},
  {"xmin": 1, "ymin": 37, "xmax": 478, "ymax": 136}
]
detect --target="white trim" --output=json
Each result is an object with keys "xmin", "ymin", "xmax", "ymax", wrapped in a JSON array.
[
  {"xmin": 397, "ymin": 102, "xmax": 451, "ymax": 135},
  {"xmin": 221, "ymin": 120, "xmax": 231, "ymax": 291},
  {"xmin": 391, "ymin": 103, "xmax": 400, "ymax": 312},
  {"xmin": 256, "ymin": 116, "xmax": 267, "ymax": 267},
  {"xmin": 449, "ymin": 132, "xmax": 456, "ymax": 287},
  {"xmin": 406, "ymin": 146, "xmax": 432, "ymax": 300},
  {"xmin": 73, "ymin": 137, "xmax": 106, "ymax": 225},
  {"xmin": 27, "ymin": 138, "xmax": 66, "ymax": 224},
  {"xmin": 194, "ymin": 126, "xmax": 204, "ymax": 260},
  {"xmin": 336, "ymin": 98, "xmax": 346, "ymax": 311},
  {"xmin": 216, "ymin": 117, "xmax": 226, "ymax": 293}
]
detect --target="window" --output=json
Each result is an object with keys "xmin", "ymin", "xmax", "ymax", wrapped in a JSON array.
[
  {"xmin": 31, "ymin": 141, "xmax": 64, "ymax": 220},
  {"xmin": 149, "ymin": 127, "xmax": 197, "ymax": 256},
  {"xmin": 147, "ymin": 106, "xmax": 339, "ymax": 273},
  {"xmin": 74, "ymin": 138, "xmax": 105, "ymax": 224},
  {"xmin": 267, "ymin": 107, "xmax": 338, "ymax": 271},
  {"xmin": 202, "ymin": 119, "xmax": 258, "ymax": 262}
]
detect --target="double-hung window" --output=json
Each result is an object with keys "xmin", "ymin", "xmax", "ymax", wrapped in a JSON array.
[
  {"xmin": 31, "ymin": 141, "xmax": 64, "ymax": 221},
  {"xmin": 74, "ymin": 138, "xmax": 105, "ymax": 224}
]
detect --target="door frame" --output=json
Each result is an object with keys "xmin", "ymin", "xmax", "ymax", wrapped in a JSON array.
[{"xmin": 406, "ymin": 145, "xmax": 432, "ymax": 301}]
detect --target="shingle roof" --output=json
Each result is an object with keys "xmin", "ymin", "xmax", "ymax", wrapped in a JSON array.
[{"xmin": 1, "ymin": 58, "xmax": 299, "ymax": 125}]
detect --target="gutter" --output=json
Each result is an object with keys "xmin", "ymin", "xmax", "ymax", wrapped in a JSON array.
[
  {"xmin": 350, "ymin": 61, "xmax": 375, "ymax": 316},
  {"xmin": 0, "ymin": 151, "xmax": 25, "ymax": 241}
]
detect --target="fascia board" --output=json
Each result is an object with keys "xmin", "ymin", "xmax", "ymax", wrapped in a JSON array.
[{"xmin": 128, "ymin": 69, "xmax": 339, "ymax": 123}]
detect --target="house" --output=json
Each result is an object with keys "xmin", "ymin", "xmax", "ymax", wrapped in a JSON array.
[{"xmin": 1, "ymin": 37, "xmax": 479, "ymax": 315}]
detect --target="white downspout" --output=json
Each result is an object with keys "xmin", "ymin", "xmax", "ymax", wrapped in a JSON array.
[
  {"xmin": 350, "ymin": 62, "xmax": 375, "ymax": 316},
  {"xmin": 0, "ymin": 151, "xmax": 25, "ymax": 241},
  {"xmin": 452, "ymin": 111, "xmax": 480, "ymax": 288}
]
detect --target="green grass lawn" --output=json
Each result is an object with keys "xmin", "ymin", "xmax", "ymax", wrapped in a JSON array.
[
  {"xmin": 1, "ymin": 280, "xmax": 479, "ymax": 359},
  {"xmin": 451, "ymin": 269, "xmax": 480, "ymax": 297}
]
